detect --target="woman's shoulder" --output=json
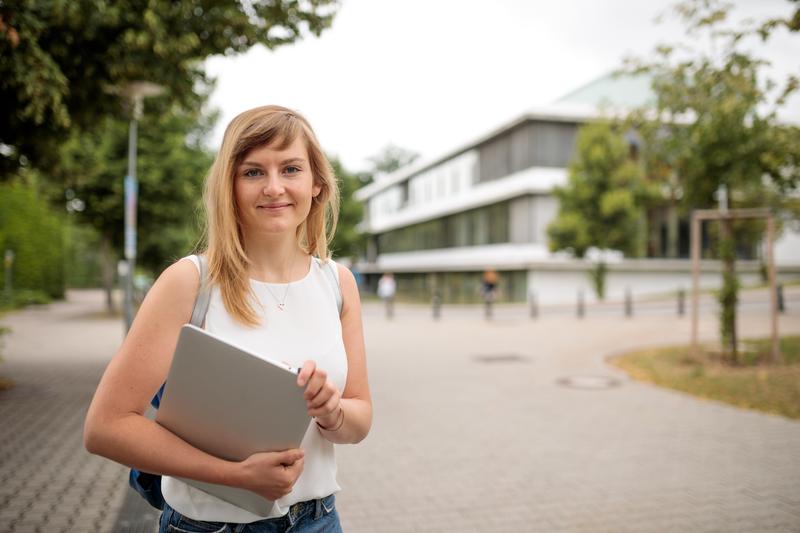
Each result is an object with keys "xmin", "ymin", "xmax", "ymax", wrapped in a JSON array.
[
  {"xmin": 315, "ymin": 257, "xmax": 356, "ymax": 286},
  {"xmin": 130, "ymin": 257, "xmax": 201, "ymax": 330},
  {"xmin": 152, "ymin": 256, "xmax": 202, "ymax": 297}
]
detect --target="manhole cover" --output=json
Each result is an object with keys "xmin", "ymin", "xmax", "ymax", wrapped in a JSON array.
[
  {"xmin": 473, "ymin": 354, "xmax": 529, "ymax": 364},
  {"xmin": 556, "ymin": 375, "xmax": 621, "ymax": 389}
]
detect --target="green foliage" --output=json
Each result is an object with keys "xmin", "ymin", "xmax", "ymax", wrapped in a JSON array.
[
  {"xmin": 0, "ymin": 0, "xmax": 339, "ymax": 177},
  {"xmin": 0, "ymin": 181, "xmax": 65, "ymax": 299},
  {"xmin": 547, "ymin": 120, "xmax": 657, "ymax": 299},
  {"xmin": 626, "ymin": 1, "xmax": 799, "ymax": 212},
  {"xmin": 587, "ymin": 261, "xmax": 608, "ymax": 301},
  {"xmin": 362, "ymin": 144, "xmax": 420, "ymax": 184},
  {"xmin": 63, "ymin": 220, "xmax": 103, "ymax": 288},
  {"xmin": 53, "ymin": 104, "xmax": 213, "ymax": 275},
  {"xmin": 329, "ymin": 157, "xmax": 364, "ymax": 259},
  {"xmin": 2, "ymin": 289, "xmax": 51, "ymax": 309},
  {"xmin": 549, "ymin": 120, "xmax": 653, "ymax": 258}
]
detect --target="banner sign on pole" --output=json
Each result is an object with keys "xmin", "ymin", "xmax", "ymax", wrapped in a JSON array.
[{"xmin": 124, "ymin": 174, "xmax": 138, "ymax": 261}]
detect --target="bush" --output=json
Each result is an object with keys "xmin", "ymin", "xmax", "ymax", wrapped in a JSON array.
[
  {"xmin": 0, "ymin": 289, "xmax": 51, "ymax": 311},
  {"xmin": 0, "ymin": 181, "xmax": 66, "ymax": 299},
  {"xmin": 64, "ymin": 221, "xmax": 103, "ymax": 288}
]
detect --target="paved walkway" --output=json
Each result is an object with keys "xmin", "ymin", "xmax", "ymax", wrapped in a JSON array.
[{"xmin": 1, "ymin": 289, "xmax": 799, "ymax": 532}]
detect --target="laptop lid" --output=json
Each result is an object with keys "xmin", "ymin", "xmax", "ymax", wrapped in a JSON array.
[{"xmin": 156, "ymin": 324, "xmax": 311, "ymax": 515}]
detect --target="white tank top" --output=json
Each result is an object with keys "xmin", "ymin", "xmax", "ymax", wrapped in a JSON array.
[{"xmin": 162, "ymin": 255, "xmax": 348, "ymax": 522}]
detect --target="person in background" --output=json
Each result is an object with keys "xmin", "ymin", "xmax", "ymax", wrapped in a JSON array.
[
  {"xmin": 377, "ymin": 272, "xmax": 396, "ymax": 319},
  {"xmin": 480, "ymin": 268, "xmax": 499, "ymax": 319}
]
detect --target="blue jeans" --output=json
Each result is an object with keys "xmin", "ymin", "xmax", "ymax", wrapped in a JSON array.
[{"xmin": 158, "ymin": 494, "xmax": 342, "ymax": 533}]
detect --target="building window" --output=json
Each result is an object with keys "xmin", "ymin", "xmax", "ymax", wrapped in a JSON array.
[{"xmin": 376, "ymin": 201, "xmax": 510, "ymax": 253}]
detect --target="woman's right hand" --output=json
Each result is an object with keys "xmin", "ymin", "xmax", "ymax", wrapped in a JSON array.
[{"xmin": 235, "ymin": 448, "xmax": 305, "ymax": 501}]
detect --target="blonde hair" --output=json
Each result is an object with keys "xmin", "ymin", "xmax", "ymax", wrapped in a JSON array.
[{"xmin": 201, "ymin": 105, "xmax": 339, "ymax": 326}]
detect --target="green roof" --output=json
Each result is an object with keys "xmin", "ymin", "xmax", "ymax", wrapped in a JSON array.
[{"xmin": 555, "ymin": 72, "xmax": 655, "ymax": 109}]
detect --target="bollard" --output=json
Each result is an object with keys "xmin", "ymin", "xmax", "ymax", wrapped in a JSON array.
[
  {"xmin": 577, "ymin": 289, "xmax": 585, "ymax": 318},
  {"xmin": 529, "ymin": 290, "xmax": 538, "ymax": 319},
  {"xmin": 432, "ymin": 292, "xmax": 442, "ymax": 320},
  {"xmin": 677, "ymin": 288, "xmax": 685, "ymax": 316},
  {"xmin": 385, "ymin": 296, "xmax": 394, "ymax": 320},
  {"xmin": 777, "ymin": 283, "xmax": 785, "ymax": 314},
  {"xmin": 624, "ymin": 287, "xmax": 633, "ymax": 317}
]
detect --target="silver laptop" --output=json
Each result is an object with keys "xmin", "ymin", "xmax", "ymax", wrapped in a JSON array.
[{"xmin": 156, "ymin": 324, "xmax": 311, "ymax": 516}]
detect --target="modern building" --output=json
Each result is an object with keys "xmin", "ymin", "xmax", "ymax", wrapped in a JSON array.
[{"xmin": 354, "ymin": 74, "xmax": 800, "ymax": 304}]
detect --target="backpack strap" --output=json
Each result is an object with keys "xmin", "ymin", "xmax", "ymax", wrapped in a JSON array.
[
  {"xmin": 319, "ymin": 257, "xmax": 343, "ymax": 316},
  {"xmin": 189, "ymin": 254, "xmax": 211, "ymax": 327},
  {"xmin": 150, "ymin": 255, "xmax": 210, "ymax": 411}
]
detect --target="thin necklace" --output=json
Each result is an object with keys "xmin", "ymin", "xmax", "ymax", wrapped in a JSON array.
[{"xmin": 263, "ymin": 252, "xmax": 297, "ymax": 311}]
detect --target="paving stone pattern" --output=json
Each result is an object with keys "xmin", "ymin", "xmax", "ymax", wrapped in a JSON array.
[
  {"xmin": 0, "ymin": 294, "xmax": 131, "ymax": 532},
  {"xmin": 1, "ymin": 289, "xmax": 799, "ymax": 532}
]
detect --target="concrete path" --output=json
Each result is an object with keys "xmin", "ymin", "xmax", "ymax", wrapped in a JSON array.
[{"xmin": 1, "ymin": 289, "xmax": 799, "ymax": 532}]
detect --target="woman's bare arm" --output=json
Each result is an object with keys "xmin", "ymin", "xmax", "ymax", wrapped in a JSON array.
[
  {"xmin": 83, "ymin": 258, "xmax": 304, "ymax": 501},
  {"xmin": 304, "ymin": 264, "xmax": 372, "ymax": 445}
]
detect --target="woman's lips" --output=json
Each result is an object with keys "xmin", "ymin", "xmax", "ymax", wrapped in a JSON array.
[{"xmin": 258, "ymin": 204, "xmax": 290, "ymax": 210}]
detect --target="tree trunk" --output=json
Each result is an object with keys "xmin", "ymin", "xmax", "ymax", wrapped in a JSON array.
[
  {"xmin": 589, "ymin": 260, "xmax": 608, "ymax": 301},
  {"xmin": 718, "ymin": 217, "xmax": 738, "ymax": 363},
  {"xmin": 667, "ymin": 202, "xmax": 679, "ymax": 258},
  {"xmin": 100, "ymin": 234, "xmax": 116, "ymax": 314}
]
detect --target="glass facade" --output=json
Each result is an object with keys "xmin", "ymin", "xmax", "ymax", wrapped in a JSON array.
[
  {"xmin": 376, "ymin": 201, "xmax": 510, "ymax": 254},
  {"xmin": 366, "ymin": 269, "xmax": 528, "ymax": 304}
]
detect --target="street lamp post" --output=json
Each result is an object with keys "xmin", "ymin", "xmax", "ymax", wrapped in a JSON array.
[{"xmin": 121, "ymin": 81, "xmax": 164, "ymax": 332}]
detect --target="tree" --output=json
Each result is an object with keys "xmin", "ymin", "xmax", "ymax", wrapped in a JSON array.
[
  {"xmin": 0, "ymin": 0, "xmax": 338, "ymax": 177},
  {"xmin": 547, "ymin": 121, "xmax": 658, "ymax": 300},
  {"xmin": 329, "ymin": 157, "xmax": 365, "ymax": 260},
  {"xmin": 624, "ymin": 0, "xmax": 800, "ymax": 362},
  {"xmin": 361, "ymin": 144, "xmax": 420, "ymax": 184},
  {"xmin": 52, "ymin": 102, "xmax": 214, "ymax": 311}
]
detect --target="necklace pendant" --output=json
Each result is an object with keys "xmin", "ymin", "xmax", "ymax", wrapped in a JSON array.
[{"xmin": 277, "ymin": 303, "xmax": 285, "ymax": 311}]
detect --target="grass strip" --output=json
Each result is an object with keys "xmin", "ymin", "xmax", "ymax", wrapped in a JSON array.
[{"xmin": 609, "ymin": 336, "xmax": 800, "ymax": 420}]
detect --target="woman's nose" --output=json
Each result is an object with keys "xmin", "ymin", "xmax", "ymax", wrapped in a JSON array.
[{"xmin": 262, "ymin": 173, "xmax": 285, "ymax": 196}]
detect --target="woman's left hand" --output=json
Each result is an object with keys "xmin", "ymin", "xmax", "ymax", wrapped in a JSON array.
[{"xmin": 297, "ymin": 360, "xmax": 341, "ymax": 427}]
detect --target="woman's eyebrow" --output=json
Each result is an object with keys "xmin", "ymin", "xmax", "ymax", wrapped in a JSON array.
[{"xmin": 238, "ymin": 158, "xmax": 306, "ymax": 168}]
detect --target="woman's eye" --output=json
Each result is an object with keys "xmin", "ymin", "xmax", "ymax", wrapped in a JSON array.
[
  {"xmin": 284, "ymin": 166, "xmax": 301, "ymax": 175},
  {"xmin": 243, "ymin": 168, "xmax": 262, "ymax": 178}
]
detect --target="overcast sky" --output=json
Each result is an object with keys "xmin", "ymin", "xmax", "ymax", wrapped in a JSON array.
[{"xmin": 204, "ymin": 0, "xmax": 799, "ymax": 173}]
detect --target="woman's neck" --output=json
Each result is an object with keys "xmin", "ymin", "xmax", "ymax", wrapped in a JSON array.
[{"xmin": 241, "ymin": 233, "xmax": 309, "ymax": 283}]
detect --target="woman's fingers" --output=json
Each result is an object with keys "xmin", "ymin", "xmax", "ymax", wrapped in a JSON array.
[
  {"xmin": 306, "ymin": 383, "xmax": 342, "ymax": 416},
  {"xmin": 308, "ymin": 391, "xmax": 341, "ymax": 418},
  {"xmin": 296, "ymin": 360, "xmax": 316, "ymax": 387},
  {"xmin": 301, "ymin": 365, "xmax": 327, "ymax": 401},
  {"xmin": 273, "ymin": 448, "xmax": 304, "ymax": 466},
  {"xmin": 297, "ymin": 360, "xmax": 340, "ymax": 417},
  {"xmin": 307, "ymin": 380, "xmax": 337, "ymax": 409}
]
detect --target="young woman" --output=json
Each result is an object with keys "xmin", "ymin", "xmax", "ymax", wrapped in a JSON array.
[{"xmin": 84, "ymin": 106, "xmax": 372, "ymax": 532}]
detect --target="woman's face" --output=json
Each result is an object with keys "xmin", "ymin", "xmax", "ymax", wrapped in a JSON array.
[{"xmin": 234, "ymin": 136, "xmax": 321, "ymax": 239}]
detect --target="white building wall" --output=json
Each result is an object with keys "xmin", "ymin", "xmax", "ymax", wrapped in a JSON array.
[
  {"xmin": 406, "ymin": 151, "xmax": 478, "ymax": 209},
  {"xmin": 527, "ymin": 263, "xmax": 767, "ymax": 305},
  {"xmin": 533, "ymin": 195, "xmax": 559, "ymax": 244},
  {"xmin": 774, "ymin": 228, "xmax": 800, "ymax": 266}
]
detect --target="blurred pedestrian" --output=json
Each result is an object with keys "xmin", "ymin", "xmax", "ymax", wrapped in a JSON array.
[
  {"xmin": 480, "ymin": 268, "xmax": 499, "ymax": 319},
  {"xmin": 84, "ymin": 106, "xmax": 372, "ymax": 532},
  {"xmin": 377, "ymin": 272, "xmax": 396, "ymax": 319}
]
